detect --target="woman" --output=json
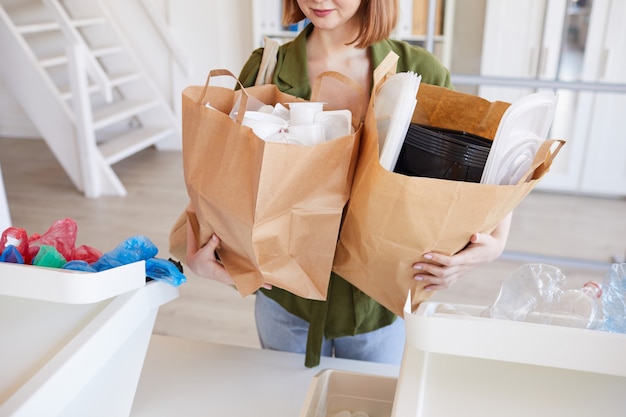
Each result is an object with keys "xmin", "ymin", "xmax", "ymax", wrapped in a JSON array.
[{"xmin": 186, "ymin": 0, "xmax": 512, "ymax": 367}]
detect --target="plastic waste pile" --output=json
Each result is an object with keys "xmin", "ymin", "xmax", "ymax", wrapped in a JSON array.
[
  {"xmin": 483, "ymin": 263, "xmax": 626, "ymax": 333},
  {"xmin": 0, "ymin": 218, "xmax": 186, "ymax": 287}
]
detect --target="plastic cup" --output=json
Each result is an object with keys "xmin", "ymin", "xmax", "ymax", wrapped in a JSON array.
[{"xmin": 288, "ymin": 102, "xmax": 324, "ymax": 125}]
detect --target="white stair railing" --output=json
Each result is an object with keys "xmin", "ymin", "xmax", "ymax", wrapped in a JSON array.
[
  {"xmin": 66, "ymin": 43, "xmax": 126, "ymax": 198},
  {"xmin": 42, "ymin": 0, "xmax": 114, "ymax": 102}
]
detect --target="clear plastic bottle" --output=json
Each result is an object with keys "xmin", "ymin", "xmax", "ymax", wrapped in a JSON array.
[
  {"xmin": 482, "ymin": 264, "xmax": 565, "ymax": 322},
  {"xmin": 539, "ymin": 281, "xmax": 603, "ymax": 329},
  {"xmin": 601, "ymin": 263, "xmax": 626, "ymax": 333}
]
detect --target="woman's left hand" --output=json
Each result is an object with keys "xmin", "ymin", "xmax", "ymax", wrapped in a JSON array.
[{"xmin": 412, "ymin": 212, "xmax": 512, "ymax": 291}]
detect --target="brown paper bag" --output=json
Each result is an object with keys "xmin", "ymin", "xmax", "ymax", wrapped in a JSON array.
[
  {"xmin": 332, "ymin": 82, "xmax": 565, "ymax": 317},
  {"xmin": 170, "ymin": 69, "xmax": 364, "ymax": 300}
]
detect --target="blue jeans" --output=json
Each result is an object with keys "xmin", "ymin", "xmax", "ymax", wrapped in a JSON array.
[{"xmin": 254, "ymin": 290, "xmax": 405, "ymax": 364}]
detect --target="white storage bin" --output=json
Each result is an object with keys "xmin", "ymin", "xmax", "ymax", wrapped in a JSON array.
[
  {"xmin": 300, "ymin": 369, "xmax": 396, "ymax": 417},
  {"xmin": 300, "ymin": 300, "xmax": 626, "ymax": 417},
  {"xmin": 0, "ymin": 261, "xmax": 179, "ymax": 417},
  {"xmin": 392, "ymin": 301, "xmax": 626, "ymax": 417}
]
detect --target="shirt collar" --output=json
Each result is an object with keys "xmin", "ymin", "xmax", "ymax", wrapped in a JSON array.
[{"xmin": 276, "ymin": 24, "xmax": 314, "ymax": 98}]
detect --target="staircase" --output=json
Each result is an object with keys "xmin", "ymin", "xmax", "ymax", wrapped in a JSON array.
[{"xmin": 0, "ymin": 0, "xmax": 185, "ymax": 197}]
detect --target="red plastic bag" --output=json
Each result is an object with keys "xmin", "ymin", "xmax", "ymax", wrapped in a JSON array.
[
  {"xmin": 27, "ymin": 218, "xmax": 78, "ymax": 263},
  {"xmin": 0, "ymin": 227, "xmax": 28, "ymax": 257},
  {"xmin": 71, "ymin": 245, "xmax": 103, "ymax": 264}
]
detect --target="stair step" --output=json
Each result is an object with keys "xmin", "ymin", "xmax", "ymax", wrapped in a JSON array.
[
  {"xmin": 58, "ymin": 71, "xmax": 142, "ymax": 100},
  {"xmin": 16, "ymin": 17, "xmax": 106, "ymax": 34},
  {"xmin": 17, "ymin": 21, "xmax": 59, "ymax": 34},
  {"xmin": 93, "ymin": 99, "xmax": 160, "ymax": 130},
  {"xmin": 110, "ymin": 71, "xmax": 141, "ymax": 87},
  {"xmin": 92, "ymin": 45, "xmax": 124, "ymax": 58},
  {"xmin": 40, "ymin": 45, "xmax": 125, "ymax": 69},
  {"xmin": 98, "ymin": 126, "xmax": 175, "ymax": 165},
  {"xmin": 73, "ymin": 17, "xmax": 107, "ymax": 28},
  {"xmin": 40, "ymin": 53, "xmax": 68, "ymax": 68}
]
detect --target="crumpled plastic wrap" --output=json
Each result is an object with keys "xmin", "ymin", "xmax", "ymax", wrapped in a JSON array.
[{"xmin": 1, "ymin": 220, "xmax": 186, "ymax": 287}]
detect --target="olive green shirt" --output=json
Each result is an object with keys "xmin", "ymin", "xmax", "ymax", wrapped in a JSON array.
[{"xmin": 238, "ymin": 24, "xmax": 452, "ymax": 367}]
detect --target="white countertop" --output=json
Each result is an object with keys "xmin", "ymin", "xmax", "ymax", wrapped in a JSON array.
[{"xmin": 130, "ymin": 335, "xmax": 400, "ymax": 417}]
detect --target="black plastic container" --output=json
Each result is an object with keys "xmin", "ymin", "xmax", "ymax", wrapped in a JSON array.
[{"xmin": 394, "ymin": 124, "xmax": 492, "ymax": 183}]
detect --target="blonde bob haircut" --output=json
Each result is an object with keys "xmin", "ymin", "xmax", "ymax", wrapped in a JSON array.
[{"xmin": 282, "ymin": 0, "xmax": 399, "ymax": 48}]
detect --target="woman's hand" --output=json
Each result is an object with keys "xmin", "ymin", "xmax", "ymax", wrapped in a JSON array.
[
  {"xmin": 412, "ymin": 212, "xmax": 513, "ymax": 291},
  {"xmin": 184, "ymin": 221, "xmax": 272, "ymax": 290},
  {"xmin": 185, "ymin": 221, "xmax": 235, "ymax": 286}
]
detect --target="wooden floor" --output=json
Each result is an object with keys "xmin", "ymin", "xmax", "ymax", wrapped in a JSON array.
[{"xmin": 1, "ymin": 137, "xmax": 625, "ymax": 349}]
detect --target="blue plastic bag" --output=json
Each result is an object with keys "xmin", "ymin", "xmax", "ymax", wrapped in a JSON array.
[
  {"xmin": 0, "ymin": 245, "xmax": 24, "ymax": 264},
  {"xmin": 145, "ymin": 258, "xmax": 186, "ymax": 287},
  {"xmin": 63, "ymin": 260, "xmax": 97, "ymax": 272},
  {"xmin": 92, "ymin": 235, "xmax": 158, "ymax": 271}
]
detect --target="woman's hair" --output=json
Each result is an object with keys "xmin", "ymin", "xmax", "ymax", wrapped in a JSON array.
[{"xmin": 282, "ymin": 0, "xmax": 398, "ymax": 48}]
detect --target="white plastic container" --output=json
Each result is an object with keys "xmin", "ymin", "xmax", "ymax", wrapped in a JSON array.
[
  {"xmin": 300, "ymin": 369, "xmax": 396, "ymax": 417},
  {"xmin": 392, "ymin": 301, "xmax": 626, "ymax": 417},
  {"xmin": 0, "ymin": 261, "xmax": 179, "ymax": 417}
]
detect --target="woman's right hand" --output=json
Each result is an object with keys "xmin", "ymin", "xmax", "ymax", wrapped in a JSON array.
[{"xmin": 185, "ymin": 221, "xmax": 235, "ymax": 286}]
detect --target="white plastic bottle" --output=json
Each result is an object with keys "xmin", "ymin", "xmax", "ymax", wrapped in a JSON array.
[{"xmin": 539, "ymin": 281, "xmax": 603, "ymax": 329}]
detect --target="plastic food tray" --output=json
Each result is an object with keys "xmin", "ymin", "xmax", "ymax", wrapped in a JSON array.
[
  {"xmin": 392, "ymin": 301, "xmax": 626, "ymax": 417},
  {"xmin": 300, "ymin": 369, "xmax": 397, "ymax": 417},
  {"xmin": 0, "ymin": 261, "xmax": 146, "ymax": 304},
  {"xmin": 480, "ymin": 92, "xmax": 557, "ymax": 185}
]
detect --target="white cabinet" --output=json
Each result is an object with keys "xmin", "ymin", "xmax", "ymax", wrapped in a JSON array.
[
  {"xmin": 479, "ymin": 0, "xmax": 567, "ymax": 102},
  {"xmin": 480, "ymin": 0, "xmax": 626, "ymax": 197},
  {"xmin": 577, "ymin": 0, "xmax": 626, "ymax": 196}
]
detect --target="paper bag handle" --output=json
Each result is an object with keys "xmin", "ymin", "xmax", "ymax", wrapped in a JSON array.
[
  {"xmin": 198, "ymin": 69, "xmax": 248, "ymax": 125},
  {"xmin": 311, "ymin": 70, "xmax": 365, "ymax": 126},
  {"xmin": 311, "ymin": 71, "xmax": 363, "ymax": 101},
  {"xmin": 372, "ymin": 51, "xmax": 399, "ymax": 96},
  {"xmin": 518, "ymin": 139, "xmax": 566, "ymax": 184}
]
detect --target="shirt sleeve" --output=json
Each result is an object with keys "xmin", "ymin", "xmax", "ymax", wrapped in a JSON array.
[{"xmin": 389, "ymin": 40, "xmax": 453, "ymax": 89}]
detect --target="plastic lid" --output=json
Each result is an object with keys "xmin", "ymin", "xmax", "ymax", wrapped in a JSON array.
[
  {"xmin": 480, "ymin": 92, "xmax": 558, "ymax": 185},
  {"xmin": 583, "ymin": 281, "xmax": 602, "ymax": 299}
]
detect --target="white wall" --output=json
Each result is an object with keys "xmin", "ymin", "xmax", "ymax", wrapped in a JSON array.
[
  {"xmin": 0, "ymin": 83, "xmax": 40, "ymax": 138},
  {"xmin": 168, "ymin": 0, "xmax": 253, "ymax": 122},
  {"xmin": 0, "ymin": 165, "xmax": 11, "ymax": 229},
  {"xmin": 0, "ymin": 0, "xmax": 253, "ymax": 139}
]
